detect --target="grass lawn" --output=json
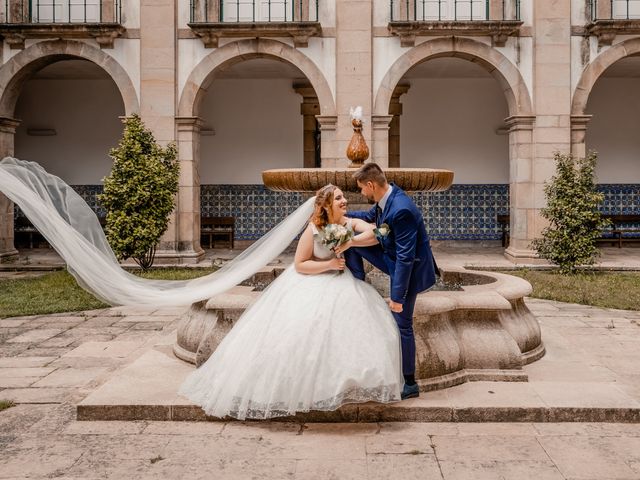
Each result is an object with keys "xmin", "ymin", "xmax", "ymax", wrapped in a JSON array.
[
  {"xmin": 502, "ymin": 270, "xmax": 640, "ymax": 311},
  {"xmin": 1, "ymin": 267, "xmax": 639, "ymax": 318},
  {"xmin": 0, "ymin": 268, "xmax": 217, "ymax": 319},
  {"xmin": 0, "ymin": 400, "xmax": 15, "ymax": 412}
]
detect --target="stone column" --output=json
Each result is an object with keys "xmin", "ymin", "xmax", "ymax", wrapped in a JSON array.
[
  {"xmin": 388, "ymin": 84, "xmax": 409, "ymax": 168},
  {"xmin": 140, "ymin": 0, "xmax": 188, "ymax": 263},
  {"xmin": 294, "ymin": 83, "xmax": 320, "ymax": 168},
  {"xmin": 371, "ymin": 115, "xmax": 393, "ymax": 168},
  {"xmin": 504, "ymin": 115, "xmax": 535, "ymax": 260},
  {"xmin": 570, "ymin": 115, "xmax": 592, "ymax": 159},
  {"xmin": 335, "ymin": 0, "xmax": 373, "ymax": 167},
  {"xmin": 0, "ymin": 117, "xmax": 20, "ymax": 263},
  {"xmin": 160, "ymin": 117, "xmax": 206, "ymax": 264},
  {"xmin": 505, "ymin": 0, "xmax": 572, "ymax": 263},
  {"xmin": 317, "ymin": 115, "xmax": 339, "ymax": 167}
]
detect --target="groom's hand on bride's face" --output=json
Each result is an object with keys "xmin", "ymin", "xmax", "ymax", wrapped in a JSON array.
[{"xmin": 388, "ymin": 299, "xmax": 403, "ymax": 313}]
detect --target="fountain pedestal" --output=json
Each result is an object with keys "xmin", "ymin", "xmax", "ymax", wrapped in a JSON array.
[{"xmin": 174, "ymin": 266, "xmax": 544, "ymax": 390}]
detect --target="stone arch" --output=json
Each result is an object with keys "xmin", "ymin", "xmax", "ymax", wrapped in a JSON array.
[
  {"xmin": 0, "ymin": 39, "xmax": 139, "ymax": 117},
  {"xmin": 178, "ymin": 38, "xmax": 336, "ymax": 118},
  {"xmin": 374, "ymin": 36, "xmax": 532, "ymax": 117},
  {"xmin": 572, "ymin": 37, "xmax": 640, "ymax": 116}
]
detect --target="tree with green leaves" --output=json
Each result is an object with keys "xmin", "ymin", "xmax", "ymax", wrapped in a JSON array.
[
  {"xmin": 100, "ymin": 114, "xmax": 179, "ymax": 270},
  {"xmin": 531, "ymin": 152, "xmax": 609, "ymax": 274}
]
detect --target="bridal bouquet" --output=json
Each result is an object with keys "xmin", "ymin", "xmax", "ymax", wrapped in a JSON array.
[{"xmin": 317, "ymin": 224, "xmax": 354, "ymax": 272}]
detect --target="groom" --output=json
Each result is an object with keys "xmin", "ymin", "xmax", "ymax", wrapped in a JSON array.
[{"xmin": 343, "ymin": 163, "xmax": 437, "ymax": 400}]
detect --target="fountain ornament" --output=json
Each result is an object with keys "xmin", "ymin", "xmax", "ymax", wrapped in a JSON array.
[
  {"xmin": 175, "ymin": 108, "xmax": 545, "ymax": 392},
  {"xmin": 261, "ymin": 106, "xmax": 454, "ymax": 193}
]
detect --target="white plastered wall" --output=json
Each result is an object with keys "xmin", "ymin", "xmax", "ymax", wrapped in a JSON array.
[
  {"xmin": 14, "ymin": 78, "xmax": 124, "ymax": 184},
  {"xmin": 586, "ymin": 77, "xmax": 640, "ymax": 183},
  {"xmin": 198, "ymin": 78, "xmax": 304, "ymax": 184},
  {"xmin": 400, "ymin": 77, "xmax": 509, "ymax": 183}
]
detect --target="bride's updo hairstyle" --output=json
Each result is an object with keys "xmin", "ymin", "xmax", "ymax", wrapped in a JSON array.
[{"xmin": 311, "ymin": 184, "xmax": 338, "ymax": 228}]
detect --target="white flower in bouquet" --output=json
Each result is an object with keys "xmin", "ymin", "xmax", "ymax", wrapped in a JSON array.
[
  {"xmin": 316, "ymin": 224, "xmax": 354, "ymax": 273},
  {"xmin": 319, "ymin": 223, "xmax": 354, "ymax": 251}
]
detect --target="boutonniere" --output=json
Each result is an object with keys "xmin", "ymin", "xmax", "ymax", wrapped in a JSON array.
[{"xmin": 374, "ymin": 223, "xmax": 391, "ymax": 240}]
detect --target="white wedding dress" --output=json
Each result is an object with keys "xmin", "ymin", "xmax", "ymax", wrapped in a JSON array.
[{"xmin": 179, "ymin": 221, "xmax": 403, "ymax": 420}]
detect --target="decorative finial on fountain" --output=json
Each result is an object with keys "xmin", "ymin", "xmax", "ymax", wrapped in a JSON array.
[{"xmin": 346, "ymin": 106, "xmax": 369, "ymax": 168}]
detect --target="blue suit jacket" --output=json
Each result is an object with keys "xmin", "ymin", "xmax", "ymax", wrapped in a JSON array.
[{"xmin": 349, "ymin": 185, "xmax": 436, "ymax": 303}]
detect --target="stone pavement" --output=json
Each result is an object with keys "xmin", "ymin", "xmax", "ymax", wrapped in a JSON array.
[
  {"xmin": 1, "ymin": 299, "xmax": 640, "ymax": 478},
  {"xmin": 72, "ymin": 299, "xmax": 640, "ymax": 424}
]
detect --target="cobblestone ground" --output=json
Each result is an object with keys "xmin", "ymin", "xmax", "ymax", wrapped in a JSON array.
[{"xmin": 1, "ymin": 301, "xmax": 640, "ymax": 479}]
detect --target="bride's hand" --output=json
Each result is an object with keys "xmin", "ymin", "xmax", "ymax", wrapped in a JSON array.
[
  {"xmin": 328, "ymin": 257, "xmax": 346, "ymax": 271},
  {"xmin": 334, "ymin": 240, "xmax": 352, "ymax": 255}
]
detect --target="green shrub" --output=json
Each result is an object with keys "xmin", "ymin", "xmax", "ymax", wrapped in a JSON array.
[
  {"xmin": 531, "ymin": 152, "xmax": 609, "ymax": 274},
  {"xmin": 100, "ymin": 115, "xmax": 179, "ymax": 270}
]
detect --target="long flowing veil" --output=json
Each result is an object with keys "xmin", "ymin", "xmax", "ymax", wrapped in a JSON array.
[{"xmin": 0, "ymin": 157, "xmax": 314, "ymax": 307}]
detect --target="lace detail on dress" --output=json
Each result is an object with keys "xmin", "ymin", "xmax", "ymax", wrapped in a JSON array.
[{"xmin": 212, "ymin": 383, "xmax": 402, "ymax": 420}]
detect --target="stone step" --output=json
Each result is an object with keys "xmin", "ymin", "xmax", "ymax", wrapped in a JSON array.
[{"xmin": 76, "ymin": 349, "xmax": 640, "ymax": 424}]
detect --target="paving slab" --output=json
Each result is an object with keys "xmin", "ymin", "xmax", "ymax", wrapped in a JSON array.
[
  {"xmin": 536, "ymin": 435, "xmax": 640, "ymax": 479},
  {"xmin": 62, "ymin": 341, "xmax": 144, "ymax": 359},
  {"xmin": 6, "ymin": 329, "xmax": 65, "ymax": 344},
  {"xmin": 1, "ymin": 387, "xmax": 74, "ymax": 403},
  {"xmin": 0, "ymin": 367, "xmax": 56, "ymax": 378},
  {"xmin": 31, "ymin": 367, "xmax": 110, "ymax": 388}
]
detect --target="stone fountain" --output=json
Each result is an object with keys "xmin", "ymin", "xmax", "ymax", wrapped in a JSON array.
[{"xmin": 174, "ymin": 112, "xmax": 544, "ymax": 391}]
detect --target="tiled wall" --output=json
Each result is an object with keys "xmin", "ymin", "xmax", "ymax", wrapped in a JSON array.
[{"xmin": 14, "ymin": 184, "xmax": 640, "ymax": 241}]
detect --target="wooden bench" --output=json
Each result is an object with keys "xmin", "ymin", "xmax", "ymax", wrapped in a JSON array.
[
  {"xmin": 497, "ymin": 214, "xmax": 510, "ymax": 247},
  {"xmin": 600, "ymin": 214, "xmax": 640, "ymax": 248},
  {"xmin": 14, "ymin": 216, "xmax": 48, "ymax": 248},
  {"xmin": 201, "ymin": 216, "xmax": 235, "ymax": 249}
]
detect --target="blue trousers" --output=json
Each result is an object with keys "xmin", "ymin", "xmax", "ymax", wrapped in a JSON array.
[{"xmin": 344, "ymin": 245, "xmax": 417, "ymax": 377}]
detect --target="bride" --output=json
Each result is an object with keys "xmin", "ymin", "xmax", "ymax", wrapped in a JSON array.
[
  {"xmin": 179, "ymin": 184, "xmax": 403, "ymax": 420},
  {"xmin": 0, "ymin": 158, "xmax": 402, "ymax": 420}
]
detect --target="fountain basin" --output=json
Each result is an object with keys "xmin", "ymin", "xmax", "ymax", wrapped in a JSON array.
[
  {"xmin": 262, "ymin": 168, "xmax": 454, "ymax": 192},
  {"xmin": 174, "ymin": 267, "xmax": 544, "ymax": 391}
]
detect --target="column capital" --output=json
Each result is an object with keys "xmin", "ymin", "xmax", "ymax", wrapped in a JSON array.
[
  {"xmin": 316, "ymin": 115, "xmax": 337, "ymax": 131},
  {"xmin": 371, "ymin": 115, "xmax": 393, "ymax": 130},
  {"xmin": 0, "ymin": 117, "xmax": 20, "ymax": 134},
  {"xmin": 293, "ymin": 82, "xmax": 318, "ymax": 101},
  {"xmin": 391, "ymin": 84, "xmax": 410, "ymax": 100},
  {"xmin": 504, "ymin": 115, "xmax": 535, "ymax": 132},
  {"xmin": 175, "ymin": 116, "xmax": 206, "ymax": 132},
  {"xmin": 570, "ymin": 114, "xmax": 593, "ymax": 130}
]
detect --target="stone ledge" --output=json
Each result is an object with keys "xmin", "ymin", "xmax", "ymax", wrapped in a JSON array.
[
  {"xmin": 586, "ymin": 19, "xmax": 640, "ymax": 47},
  {"xmin": 77, "ymin": 403, "xmax": 640, "ymax": 424},
  {"xmin": 77, "ymin": 347, "xmax": 640, "ymax": 424},
  {"xmin": 188, "ymin": 21, "xmax": 322, "ymax": 48},
  {"xmin": 0, "ymin": 23, "xmax": 125, "ymax": 49},
  {"xmin": 388, "ymin": 20, "xmax": 523, "ymax": 47}
]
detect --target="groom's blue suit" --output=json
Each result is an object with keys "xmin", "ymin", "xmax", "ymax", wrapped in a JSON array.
[{"xmin": 345, "ymin": 184, "xmax": 436, "ymax": 377}]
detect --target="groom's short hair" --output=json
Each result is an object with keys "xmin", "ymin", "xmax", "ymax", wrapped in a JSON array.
[{"xmin": 353, "ymin": 162, "xmax": 387, "ymax": 187}]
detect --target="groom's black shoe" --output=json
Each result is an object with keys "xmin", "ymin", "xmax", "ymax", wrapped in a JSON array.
[{"xmin": 401, "ymin": 383, "xmax": 420, "ymax": 400}]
